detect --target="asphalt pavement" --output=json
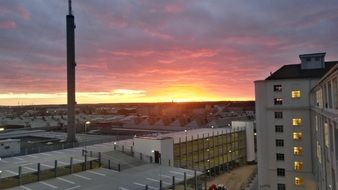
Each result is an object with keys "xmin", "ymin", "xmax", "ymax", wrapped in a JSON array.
[{"xmin": 9, "ymin": 164, "xmax": 201, "ymax": 190}]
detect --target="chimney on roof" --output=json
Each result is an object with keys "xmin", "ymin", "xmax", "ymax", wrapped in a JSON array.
[{"xmin": 299, "ymin": 52, "xmax": 326, "ymax": 70}]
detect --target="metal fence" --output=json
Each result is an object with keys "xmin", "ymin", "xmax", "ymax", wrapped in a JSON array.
[
  {"xmin": 15, "ymin": 136, "xmax": 116, "ymax": 157},
  {"xmin": 0, "ymin": 156, "xmax": 100, "ymax": 189},
  {"xmin": 88, "ymin": 148, "xmax": 209, "ymax": 190}
]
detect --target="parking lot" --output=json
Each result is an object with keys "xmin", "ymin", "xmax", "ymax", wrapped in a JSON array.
[{"xmin": 9, "ymin": 164, "xmax": 201, "ymax": 190}]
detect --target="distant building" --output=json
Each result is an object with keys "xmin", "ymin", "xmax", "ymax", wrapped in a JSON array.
[{"xmin": 255, "ymin": 53, "xmax": 338, "ymax": 190}]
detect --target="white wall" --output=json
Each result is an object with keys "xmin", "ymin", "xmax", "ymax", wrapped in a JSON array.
[
  {"xmin": 0, "ymin": 139, "xmax": 20, "ymax": 157},
  {"xmin": 133, "ymin": 137, "xmax": 174, "ymax": 166},
  {"xmin": 232, "ymin": 121, "xmax": 255, "ymax": 162},
  {"xmin": 255, "ymin": 78, "xmax": 318, "ymax": 190}
]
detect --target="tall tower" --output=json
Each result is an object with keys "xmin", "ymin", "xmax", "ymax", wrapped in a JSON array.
[{"xmin": 66, "ymin": 0, "xmax": 76, "ymax": 142}]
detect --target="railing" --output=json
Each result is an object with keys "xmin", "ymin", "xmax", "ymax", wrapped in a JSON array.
[
  {"xmin": 0, "ymin": 155, "xmax": 100, "ymax": 189},
  {"xmin": 11, "ymin": 137, "xmax": 116, "ymax": 158}
]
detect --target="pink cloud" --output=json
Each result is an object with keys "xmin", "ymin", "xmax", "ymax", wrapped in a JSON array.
[
  {"xmin": 1, "ymin": 0, "xmax": 338, "ymax": 104},
  {"xmin": 164, "ymin": 4, "xmax": 183, "ymax": 13},
  {"xmin": 0, "ymin": 21, "xmax": 16, "ymax": 29},
  {"xmin": 17, "ymin": 5, "xmax": 31, "ymax": 20}
]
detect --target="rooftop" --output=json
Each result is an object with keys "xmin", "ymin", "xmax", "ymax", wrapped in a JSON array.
[
  {"xmin": 154, "ymin": 127, "xmax": 245, "ymax": 143},
  {"xmin": 299, "ymin": 52, "xmax": 326, "ymax": 58},
  {"xmin": 266, "ymin": 61, "xmax": 338, "ymax": 80}
]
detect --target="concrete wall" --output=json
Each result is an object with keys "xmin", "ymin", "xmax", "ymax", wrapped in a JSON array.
[
  {"xmin": 255, "ymin": 78, "xmax": 318, "ymax": 190},
  {"xmin": 0, "ymin": 139, "xmax": 20, "ymax": 157},
  {"xmin": 133, "ymin": 137, "xmax": 174, "ymax": 166},
  {"xmin": 232, "ymin": 121, "xmax": 255, "ymax": 162}
]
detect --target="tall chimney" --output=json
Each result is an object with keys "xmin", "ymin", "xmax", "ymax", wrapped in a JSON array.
[{"xmin": 66, "ymin": 0, "xmax": 76, "ymax": 142}]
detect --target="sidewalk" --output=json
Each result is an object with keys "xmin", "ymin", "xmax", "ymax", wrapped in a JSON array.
[{"xmin": 207, "ymin": 165, "xmax": 257, "ymax": 190}]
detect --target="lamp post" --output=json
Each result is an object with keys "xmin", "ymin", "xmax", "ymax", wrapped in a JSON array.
[{"xmin": 83, "ymin": 121, "xmax": 90, "ymax": 156}]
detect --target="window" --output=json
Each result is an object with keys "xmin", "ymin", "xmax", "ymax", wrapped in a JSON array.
[
  {"xmin": 292, "ymin": 118, "xmax": 302, "ymax": 126},
  {"xmin": 291, "ymin": 90, "xmax": 301, "ymax": 98},
  {"xmin": 277, "ymin": 184, "xmax": 286, "ymax": 190},
  {"xmin": 316, "ymin": 89, "xmax": 323, "ymax": 108},
  {"xmin": 294, "ymin": 161, "xmax": 303, "ymax": 170},
  {"xmin": 275, "ymin": 125, "xmax": 284, "ymax": 133},
  {"xmin": 328, "ymin": 81, "xmax": 333, "ymax": 108},
  {"xmin": 274, "ymin": 112, "xmax": 283, "ymax": 119},
  {"xmin": 333, "ymin": 78, "xmax": 338, "ymax": 109},
  {"xmin": 274, "ymin": 85, "xmax": 282, "ymax": 92},
  {"xmin": 295, "ymin": 177, "xmax": 304, "ymax": 185},
  {"xmin": 294, "ymin": 147, "xmax": 303, "ymax": 155},
  {"xmin": 277, "ymin": 168, "xmax": 285, "ymax": 176},
  {"xmin": 276, "ymin": 139, "xmax": 284, "ymax": 147},
  {"xmin": 274, "ymin": 98, "xmax": 283, "ymax": 105},
  {"xmin": 293, "ymin": 132, "xmax": 302, "ymax": 140},
  {"xmin": 315, "ymin": 57, "xmax": 320, "ymax": 61},
  {"xmin": 306, "ymin": 57, "xmax": 311, "ymax": 62},
  {"xmin": 317, "ymin": 141, "xmax": 322, "ymax": 163},
  {"xmin": 276, "ymin": 153, "xmax": 285, "ymax": 161}
]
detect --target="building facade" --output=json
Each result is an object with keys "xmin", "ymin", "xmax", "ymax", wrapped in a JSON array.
[
  {"xmin": 132, "ymin": 123, "xmax": 255, "ymax": 174},
  {"xmin": 255, "ymin": 53, "xmax": 338, "ymax": 190},
  {"xmin": 311, "ymin": 64, "xmax": 338, "ymax": 190}
]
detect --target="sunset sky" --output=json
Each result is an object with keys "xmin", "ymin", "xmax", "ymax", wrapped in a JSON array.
[{"xmin": 1, "ymin": 0, "xmax": 338, "ymax": 105}]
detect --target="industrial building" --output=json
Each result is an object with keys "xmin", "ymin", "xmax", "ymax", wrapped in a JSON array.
[
  {"xmin": 255, "ymin": 53, "xmax": 338, "ymax": 190},
  {"xmin": 133, "ymin": 121, "xmax": 255, "ymax": 174}
]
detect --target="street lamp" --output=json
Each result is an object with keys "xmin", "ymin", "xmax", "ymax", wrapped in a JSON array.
[
  {"xmin": 83, "ymin": 121, "xmax": 90, "ymax": 156},
  {"xmin": 0, "ymin": 128, "xmax": 4, "ymax": 132},
  {"xmin": 85, "ymin": 121, "xmax": 91, "ymax": 134}
]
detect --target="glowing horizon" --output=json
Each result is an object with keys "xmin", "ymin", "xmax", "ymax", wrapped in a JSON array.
[{"xmin": 0, "ymin": 87, "xmax": 254, "ymax": 106}]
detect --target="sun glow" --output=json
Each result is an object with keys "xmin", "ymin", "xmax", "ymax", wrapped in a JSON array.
[
  {"xmin": 148, "ymin": 85, "xmax": 223, "ymax": 102},
  {"xmin": 0, "ymin": 85, "xmax": 251, "ymax": 105}
]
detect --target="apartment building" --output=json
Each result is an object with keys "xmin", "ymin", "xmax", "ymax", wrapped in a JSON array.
[
  {"xmin": 311, "ymin": 64, "xmax": 338, "ymax": 190},
  {"xmin": 255, "ymin": 53, "xmax": 338, "ymax": 190}
]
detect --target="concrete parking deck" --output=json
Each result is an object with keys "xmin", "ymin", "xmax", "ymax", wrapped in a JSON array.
[
  {"xmin": 9, "ymin": 164, "xmax": 201, "ymax": 190},
  {"xmin": 0, "ymin": 148, "xmax": 96, "ymax": 178},
  {"xmin": 0, "ymin": 140, "xmax": 134, "ymax": 179}
]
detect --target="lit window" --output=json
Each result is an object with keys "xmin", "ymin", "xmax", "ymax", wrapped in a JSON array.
[
  {"xmin": 291, "ymin": 90, "xmax": 301, "ymax": 98},
  {"xmin": 292, "ymin": 118, "xmax": 302, "ymax": 126},
  {"xmin": 294, "ymin": 161, "xmax": 303, "ymax": 171},
  {"xmin": 294, "ymin": 147, "xmax": 303, "ymax": 155},
  {"xmin": 274, "ymin": 85, "xmax": 282, "ymax": 92},
  {"xmin": 293, "ymin": 132, "xmax": 302, "ymax": 140},
  {"xmin": 274, "ymin": 98, "xmax": 283, "ymax": 105},
  {"xmin": 295, "ymin": 177, "xmax": 304, "ymax": 185}
]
